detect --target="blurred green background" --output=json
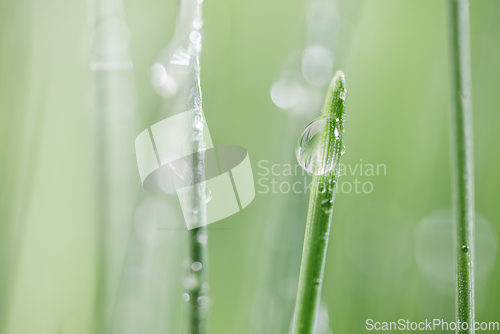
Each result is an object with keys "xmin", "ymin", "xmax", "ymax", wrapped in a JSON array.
[{"xmin": 1, "ymin": 0, "xmax": 500, "ymax": 333}]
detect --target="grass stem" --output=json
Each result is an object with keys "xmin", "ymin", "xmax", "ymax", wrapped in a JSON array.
[
  {"xmin": 186, "ymin": 56, "xmax": 209, "ymax": 334},
  {"xmin": 293, "ymin": 71, "xmax": 347, "ymax": 334},
  {"xmin": 447, "ymin": 0, "xmax": 475, "ymax": 333}
]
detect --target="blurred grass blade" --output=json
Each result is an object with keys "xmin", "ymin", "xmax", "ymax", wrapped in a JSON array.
[
  {"xmin": 447, "ymin": 0, "xmax": 475, "ymax": 333},
  {"xmin": 89, "ymin": 0, "xmax": 141, "ymax": 332},
  {"xmin": 185, "ymin": 56, "xmax": 210, "ymax": 334},
  {"xmin": 293, "ymin": 71, "xmax": 346, "ymax": 334}
]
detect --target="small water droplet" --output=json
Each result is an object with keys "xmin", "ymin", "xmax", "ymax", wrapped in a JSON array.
[
  {"xmin": 192, "ymin": 132, "xmax": 203, "ymax": 141},
  {"xmin": 193, "ymin": 17, "xmax": 204, "ymax": 29},
  {"xmin": 194, "ymin": 119, "xmax": 203, "ymax": 130},
  {"xmin": 201, "ymin": 282, "xmax": 210, "ymax": 294},
  {"xmin": 188, "ymin": 42, "xmax": 202, "ymax": 56},
  {"xmin": 197, "ymin": 233, "xmax": 208, "ymax": 244},
  {"xmin": 460, "ymin": 90, "xmax": 471, "ymax": 100},
  {"xmin": 324, "ymin": 232, "xmax": 329, "ymax": 236},
  {"xmin": 335, "ymin": 118, "xmax": 339, "ymax": 122},
  {"xmin": 191, "ymin": 261, "xmax": 203, "ymax": 271},
  {"xmin": 341, "ymin": 145, "xmax": 346, "ymax": 155},
  {"xmin": 296, "ymin": 116, "xmax": 340, "ymax": 175},
  {"xmin": 317, "ymin": 183, "xmax": 327, "ymax": 194},
  {"xmin": 197, "ymin": 296, "xmax": 210, "ymax": 307},
  {"xmin": 462, "ymin": 245, "xmax": 469, "ymax": 253},
  {"xmin": 321, "ymin": 199, "xmax": 333, "ymax": 212},
  {"xmin": 334, "ymin": 127, "xmax": 339, "ymax": 139},
  {"xmin": 189, "ymin": 30, "xmax": 202, "ymax": 44},
  {"xmin": 340, "ymin": 89, "xmax": 347, "ymax": 100},
  {"xmin": 192, "ymin": 207, "xmax": 199, "ymax": 215},
  {"xmin": 182, "ymin": 293, "xmax": 190, "ymax": 302},
  {"xmin": 206, "ymin": 187, "xmax": 212, "ymax": 203},
  {"xmin": 316, "ymin": 278, "xmax": 322, "ymax": 284}
]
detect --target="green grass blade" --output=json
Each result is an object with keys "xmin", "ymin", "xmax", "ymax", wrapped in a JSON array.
[
  {"xmin": 447, "ymin": 1, "xmax": 475, "ymax": 333},
  {"xmin": 186, "ymin": 56, "xmax": 209, "ymax": 334},
  {"xmin": 293, "ymin": 71, "xmax": 347, "ymax": 334}
]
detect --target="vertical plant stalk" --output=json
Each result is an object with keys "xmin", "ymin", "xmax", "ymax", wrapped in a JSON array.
[
  {"xmin": 150, "ymin": 0, "xmax": 208, "ymax": 332},
  {"xmin": 186, "ymin": 56, "xmax": 209, "ymax": 334},
  {"xmin": 293, "ymin": 71, "xmax": 346, "ymax": 334},
  {"xmin": 447, "ymin": 0, "xmax": 475, "ymax": 333},
  {"xmin": 90, "ymin": 1, "xmax": 141, "ymax": 333}
]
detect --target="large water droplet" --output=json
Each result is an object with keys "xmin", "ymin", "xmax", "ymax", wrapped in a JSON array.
[{"xmin": 296, "ymin": 116, "xmax": 340, "ymax": 175}]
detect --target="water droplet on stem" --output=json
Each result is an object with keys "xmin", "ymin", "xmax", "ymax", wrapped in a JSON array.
[
  {"xmin": 197, "ymin": 234, "xmax": 208, "ymax": 244},
  {"xmin": 206, "ymin": 187, "xmax": 212, "ymax": 203},
  {"xmin": 191, "ymin": 261, "xmax": 203, "ymax": 271},
  {"xmin": 189, "ymin": 30, "xmax": 202, "ymax": 44},
  {"xmin": 296, "ymin": 116, "xmax": 341, "ymax": 175},
  {"xmin": 460, "ymin": 90, "xmax": 471, "ymax": 100},
  {"xmin": 197, "ymin": 296, "xmax": 210, "ymax": 307},
  {"xmin": 340, "ymin": 89, "xmax": 347, "ymax": 100},
  {"xmin": 321, "ymin": 199, "xmax": 333, "ymax": 212}
]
